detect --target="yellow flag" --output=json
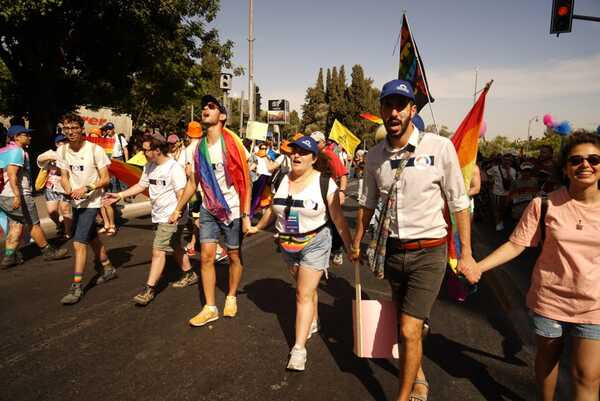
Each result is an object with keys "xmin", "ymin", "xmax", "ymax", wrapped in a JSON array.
[
  {"xmin": 127, "ymin": 151, "xmax": 147, "ymax": 167},
  {"xmin": 329, "ymin": 119, "xmax": 361, "ymax": 157}
]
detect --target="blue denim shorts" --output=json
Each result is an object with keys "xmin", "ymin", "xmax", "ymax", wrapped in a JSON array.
[
  {"xmin": 530, "ymin": 311, "xmax": 600, "ymax": 340},
  {"xmin": 72, "ymin": 207, "xmax": 99, "ymax": 244},
  {"xmin": 199, "ymin": 207, "xmax": 242, "ymax": 250},
  {"xmin": 281, "ymin": 226, "xmax": 332, "ymax": 272}
]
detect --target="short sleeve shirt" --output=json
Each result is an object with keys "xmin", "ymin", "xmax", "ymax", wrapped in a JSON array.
[
  {"xmin": 272, "ymin": 172, "xmax": 337, "ymax": 234},
  {"xmin": 139, "ymin": 158, "xmax": 188, "ymax": 224},
  {"xmin": 1, "ymin": 145, "xmax": 32, "ymax": 197},
  {"xmin": 112, "ymin": 135, "xmax": 128, "ymax": 158},
  {"xmin": 323, "ymin": 145, "xmax": 348, "ymax": 180},
  {"xmin": 56, "ymin": 142, "xmax": 111, "ymax": 208},
  {"xmin": 510, "ymin": 187, "xmax": 600, "ymax": 324},
  {"xmin": 486, "ymin": 165, "xmax": 516, "ymax": 196}
]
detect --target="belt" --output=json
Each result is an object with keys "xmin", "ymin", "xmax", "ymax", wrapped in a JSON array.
[{"xmin": 388, "ymin": 237, "xmax": 447, "ymax": 250}]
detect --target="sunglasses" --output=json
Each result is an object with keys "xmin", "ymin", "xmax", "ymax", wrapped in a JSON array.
[{"xmin": 567, "ymin": 154, "xmax": 600, "ymax": 167}]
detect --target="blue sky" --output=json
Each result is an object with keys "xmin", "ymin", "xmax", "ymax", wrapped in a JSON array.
[{"xmin": 211, "ymin": 0, "xmax": 600, "ymax": 139}]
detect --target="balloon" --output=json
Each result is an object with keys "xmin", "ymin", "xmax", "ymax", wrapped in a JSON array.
[
  {"xmin": 543, "ymin": 114, "xmax": 554, "ymax": 127},
  {"xmin": 479, "ymin": 121, "xmax": 487, "ymax": 138},
  {"xmin": 554, "ymin": 121, "xmax": 572, "ymax": 136},
  {"xmin": 412, "ymin": 114, "xmax": 425, "ymax": 131}
]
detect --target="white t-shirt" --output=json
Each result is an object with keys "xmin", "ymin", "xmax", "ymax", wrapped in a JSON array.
[
  {"xmin": 37, "ymin": 150, "xmax": 65, "ymax": 193},
  {"xmin": 56, "ymin": 142, "xmax": 111, "ymax": 208},
  {"xmin": 1, "ymin": 146, "xmax": 32, "ymax": 197},
  {"xmin": 272, "ymin": 172, "xmax": 337, "ymax": 234},
  {"xmin": 139, "ymin": 158, "xmax": 188, "ymax": 224},
  {"xmin": 191, "ymin": 139, "xmax": 250, "ymax": 220},
  {"xmin": 487, "ymin": 165, "xmax": 517, "ymax": 196},
  {"xmin": 169, "ymin": 149, "xmax": 187, "ymax": 168},
  {"xmin": 256, "ymin": 157, "xmax": 271, "ymax": 176},
  {"xmin": 112, "ymin": 135, "xmax": 128, "ymax": 158}
]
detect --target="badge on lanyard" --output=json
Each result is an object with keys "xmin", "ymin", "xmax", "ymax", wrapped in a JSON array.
[{"xmin": 284, "ymin": 210, "xmax": 300, "ymax": 233}]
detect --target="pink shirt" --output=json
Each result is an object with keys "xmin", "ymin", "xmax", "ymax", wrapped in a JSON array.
[{"xmin": 510, "ymin": 187, "xmax": 600, "ymax": 324}]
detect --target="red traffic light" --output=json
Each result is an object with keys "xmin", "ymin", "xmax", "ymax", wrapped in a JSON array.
[{"xmin": 558, "ymin": 6, "xmax": 569, "ymax": 16}]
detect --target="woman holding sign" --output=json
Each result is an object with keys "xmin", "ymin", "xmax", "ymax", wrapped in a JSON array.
[{"xmin": 246, "ymin": 136, "xmax": 353, "ymax": 371}]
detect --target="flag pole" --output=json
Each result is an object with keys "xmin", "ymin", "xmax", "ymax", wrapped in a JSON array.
[{"xmin": 404, "ymin": 13, "xmax": 438, "ymax": 134}]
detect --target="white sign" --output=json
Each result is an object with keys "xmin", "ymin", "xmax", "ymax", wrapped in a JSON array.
[
  {"xmin": 245, "ymin": 121, "xmax": 269, "ymax": 141},
  {"xmin": 77, "ymin": 106, "xmax": 133, "ymax": 138}
]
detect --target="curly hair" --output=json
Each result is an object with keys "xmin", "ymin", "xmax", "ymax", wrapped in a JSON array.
[{"xmin": 60, "ymin": 113, "xmax": 85, "ymax": 128}]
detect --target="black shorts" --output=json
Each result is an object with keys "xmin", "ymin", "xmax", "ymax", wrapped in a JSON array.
[{"xmin": 384, "ymin": 242, "xmax": 447, "ymax": 321}]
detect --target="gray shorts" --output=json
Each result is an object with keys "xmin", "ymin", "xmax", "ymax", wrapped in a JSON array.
[
  {"xmin": 384, "ymin": 242, "xmax": 448, "ymax": 321},
  {"xmin": 0, "ymin": 195, "xmax": 40, "ymax": 225},
  {"xmin": 281, "ymin": 226, "xmax": 332, "ymax": 272}
]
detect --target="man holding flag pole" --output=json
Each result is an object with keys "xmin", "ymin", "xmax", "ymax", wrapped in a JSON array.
[{"xmin": 351, "ymin": 79, "xmax": 476, "ymax": 401}]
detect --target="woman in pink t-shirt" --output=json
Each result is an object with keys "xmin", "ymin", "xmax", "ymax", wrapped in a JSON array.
[{"xmin": 462, "ymin": 132, "xmax": 600, "ymax": 401}]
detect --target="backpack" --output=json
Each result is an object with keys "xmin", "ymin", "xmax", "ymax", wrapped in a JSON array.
[
  {"xmin": 539, "ymin": 195, "xmax": 548, "ymax": 244},
  {"xmin": 270, "ymin": 156, "xmax": 290, "ymax": 193}
]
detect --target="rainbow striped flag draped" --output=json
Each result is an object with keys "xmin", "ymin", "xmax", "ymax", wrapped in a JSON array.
[
  {"xmin": 398, "ymin": 14, "xmax": 434, "ymax": 112},
  {"xmin": 446, "ymin": 82, "xmax": 491, "ymax": 272},
  {"xmin": 194, "ymin": 128, "xmax": 249, "ymax": 224},
  {"xmin": 86, "ymin": 136, "xmax": 114, "ymax": 157}
]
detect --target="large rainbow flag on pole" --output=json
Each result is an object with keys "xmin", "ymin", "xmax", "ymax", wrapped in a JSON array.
[
  {"xmin": 398, "ymin": 14, "xmax": 434, "ymax": 112},
  {"xmin": 446, "ymin": 80, "xmax": 493, "ymax": 272}
]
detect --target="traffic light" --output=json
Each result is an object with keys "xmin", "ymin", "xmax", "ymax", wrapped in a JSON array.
[
  {"xmin": 220, "ymin": 73, "xmax": 232, "ymax": 90},
  {"xmin": 550, "ymin": 0, "xmax": 574, "ymax": 35},
  {"xmin": 255, "ymin": 85, "xmax": 261, "ymax": 118}
]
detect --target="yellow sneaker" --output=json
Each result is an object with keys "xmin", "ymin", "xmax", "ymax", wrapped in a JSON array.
[
  {"xmin": 189, "ymin": 305, "xmax": 219, "ymax": 327},
  {"xmin": 223, "ymin": 296, "xmax": 237, "ymax": 318}
]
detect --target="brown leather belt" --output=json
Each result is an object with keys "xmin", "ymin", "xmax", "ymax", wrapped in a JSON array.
[{"xmin": 388, "ymin": 237, "xmax": 447, "ymax": 250}]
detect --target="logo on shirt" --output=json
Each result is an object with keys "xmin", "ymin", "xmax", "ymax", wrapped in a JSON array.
[
  {"xmin": 303, "ymin": 199, "xmax": 316, "ymax": 210},
  {"xmin": 70, "ymin": 165, "xmax": 85, "ymax": 172},
  {"xmin": 413, "ymin": 155, "xmax": 432, "ymax": 170}
]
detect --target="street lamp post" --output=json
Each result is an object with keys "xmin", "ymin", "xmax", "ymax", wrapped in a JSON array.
[{"xmin": 527, "ymin": 115, "xmax": 539, "ymax": 153}]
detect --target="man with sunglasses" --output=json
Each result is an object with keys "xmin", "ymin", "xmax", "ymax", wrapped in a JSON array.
[
  {"xmin": 0, "ymin": 125, "xmax": 69, "ymax": 268},
  {"xmin": 351, "ymin": 79, "xmax": 475, "ymax": 401},
  {"xmin": 56, "ymin": 114, "xmax": 115, "ymax": 305},
  {"xmin": 170, "ymin": 95, "xmax": 252, "ymax": 327},
  {"xmin": 105, "ymin": 133, "xmax": 194, "ymax": 305}
]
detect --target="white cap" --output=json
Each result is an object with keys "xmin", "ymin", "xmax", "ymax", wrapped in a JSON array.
[{"xmin": 310, "ymin": 131, "xmax": 326, "ymax": 143}]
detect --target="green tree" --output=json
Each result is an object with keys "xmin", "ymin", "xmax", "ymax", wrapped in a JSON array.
[
  {"xmin": 0, "ymin": 0, "xmax": 234, "ymax": 158},
  {"xmin": 300, "ymin": 68, "xmax": 327, "ymax": 133},
  {"xmin": 325, "ymin": 68, "xmax": 332, "ymax": 103}
]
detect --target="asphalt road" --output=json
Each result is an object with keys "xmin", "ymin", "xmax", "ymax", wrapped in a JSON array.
[{"xmin": 0, "ymin": 197, "xmax": 537, "ymax": 401}]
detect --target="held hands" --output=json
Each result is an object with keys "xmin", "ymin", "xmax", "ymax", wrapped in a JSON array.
[
  {"xmin": 457, "ymin": 254, "xmax": 482, "ymax": 284},
  {"xmin": 242, "ymin": 216, "xmax": 251, "ymax": 234},
  {"xmin": 70, "ymin": 187, "xmax": 87, "ymax": 200},
  {"xmin": 245, "ymin": 226, "xmax": 259, "ymax": 236},
  {"xmin": 348, "ymin": 243, "xmax": 361, "ymax": 263},
  {"xmin": 168, "ymin": 210, "xmax": 182, "ymax": 224},
  {"xmin": 102, "ymin": 193, "xmax": 120, "ymax": 207}
]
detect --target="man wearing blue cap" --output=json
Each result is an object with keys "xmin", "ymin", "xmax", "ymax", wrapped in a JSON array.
[
  {"xmin": 351, "ymin": 79, "xmax": 475, "ymax": 401},
  {"xmin": 0, "ymin": 125, "xmax": 69, "ymax": 268}
]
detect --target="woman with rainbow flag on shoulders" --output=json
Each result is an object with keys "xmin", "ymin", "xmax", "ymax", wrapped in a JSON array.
[{"xmin": 169, "ymin": 95, "xmax": 252, "ymax": 327}]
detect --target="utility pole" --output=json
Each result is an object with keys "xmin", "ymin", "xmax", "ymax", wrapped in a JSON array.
[
  {"xmin": 473, "ymin": 67, "xmax": 479, "ymax": 105},
  {"xmin": 239, "ymin": 90, "xmax": 245, "ymax": 135},
  {"xmin": 248, "ymin": 0, "xmax": 255, "ymax": 121}
]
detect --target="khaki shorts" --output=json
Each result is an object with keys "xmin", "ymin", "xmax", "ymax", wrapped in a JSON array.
[{"xmin": 153, "ymin": 223, "xmax": 186, "ymax": 253}]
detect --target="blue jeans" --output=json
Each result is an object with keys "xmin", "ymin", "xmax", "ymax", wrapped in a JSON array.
[
  {"xmin": 198, "ymin": 207, "xmax": 242, "ymax": 250},
  {"xmin": 530, "ymin": 311, "xmax": 600, "ymax": 340}
]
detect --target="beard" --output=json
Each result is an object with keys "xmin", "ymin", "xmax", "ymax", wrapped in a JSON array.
[{"xmin": 384, "ymin": 112, "xmax": 411, "ymax": 138}]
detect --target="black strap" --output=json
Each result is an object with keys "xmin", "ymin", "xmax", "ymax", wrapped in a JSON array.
[
  {"xmin": 320, "ymin": 173, "xmax": 330, "ymax": 219},
  {"xmin": 539, "ymin": 195, "xmax": 548, "ymax": 244}
]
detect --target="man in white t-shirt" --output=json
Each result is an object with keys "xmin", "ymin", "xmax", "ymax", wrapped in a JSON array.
[
  {"xmin": 105, "ymin": 134, "xmax": 196, "ymax": 305},
  {"xmin": 101, "ymin": 122, "xmax": 128, "ymax": 235},
  {"xmin": 0, "ymin": 125, "xmax": 69, "ymax": 268},
  {"xmin": 57, "ymin": 114, "xmax": 115, "ymax": 305},
  {"xmin": 486, "ymin": 152, "xmax": 517, "ymax": 231},
  {"xmin": 170, "ymin": 95, "xmax": 251, "ymax": 327}
]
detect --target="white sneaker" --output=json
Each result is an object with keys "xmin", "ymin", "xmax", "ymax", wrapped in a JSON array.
[
  {"xmin": 286, "ymin": 345, "xmax": 307, "ymax": 371},
  {"xmin": 215, "ymin": 246, "xmax": 228, "ymax": 262},
  {"xmin": 495, "ymin": 222, "xmax": 504, "ymax": 231},
  {"xmin": 307, "ymin": 320, "xmax": 319, "ymax": 340}
]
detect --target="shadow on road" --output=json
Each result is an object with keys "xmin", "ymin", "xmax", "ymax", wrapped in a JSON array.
[{"xmin": 424, "ymin": 333, "xmax": 527, "ymax": 401}]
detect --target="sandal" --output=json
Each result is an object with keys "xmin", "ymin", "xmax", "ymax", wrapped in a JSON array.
[
  {"xmin": 106, "ymin": 226, "xmax": 117, "ymax": 236},
  {"xmin": 408, "ymin": 379, "xmax": 429, "ymax": 401},
  {"xmin": 98, "ymin": 226, "xmax": 109, "ymax": 234}
]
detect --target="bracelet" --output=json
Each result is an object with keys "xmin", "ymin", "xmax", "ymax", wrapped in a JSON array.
[
  {"xmin": 118, "ymin": 192, "xmax": 124, "ymax": 200},
  {"xmin": 86, "ymin": 184, "xmax": 96, "ymax": 192},
  {"xmin": 339, "ymin": 189, "xmax": 346, "ymax": 193},
  {"xmin": 242, "ymin": 212, "xmax": 249, "ymax": 218}
]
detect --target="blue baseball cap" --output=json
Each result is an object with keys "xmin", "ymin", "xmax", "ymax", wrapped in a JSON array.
[
  {"xmin": 54, "ymin": 134, "xmax": 67, "ymax": 143},
  {"xmin": 290, "ymin": 136, "xmax": 319, "ymax": 155},
  {"xmin": 101, "ymin": 122, "xmax": 115, "ymax": 131},
  {"xmin": 7, "ymin": 125, "xmax": 34, "ymax": 137},
  {"xmin": 380, "ymin": 79, "xmax": 415, "ymax": 101}
]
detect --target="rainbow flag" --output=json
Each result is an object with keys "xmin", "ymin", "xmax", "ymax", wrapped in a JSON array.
[
  {"xmin": 446, "ymin": 82, "xmax": 491, "ymax": 272},
  {"xmin": 398, "ymin": 14, "xmax": 434, "ymax": 112},
  {"xmin": 359, "ymin": 113, "xmax": 383, "ymax": 125},
  {"xmin": 194, "ymin": 128, "xmax": 249, "ymax": 224},
  {"xmin": 86, "ymin": 136, "xmax": 114, "ymax": 157},
  {"xmin": 108, "ymin": 158, "xmax": 148, "ymax": 197}
]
